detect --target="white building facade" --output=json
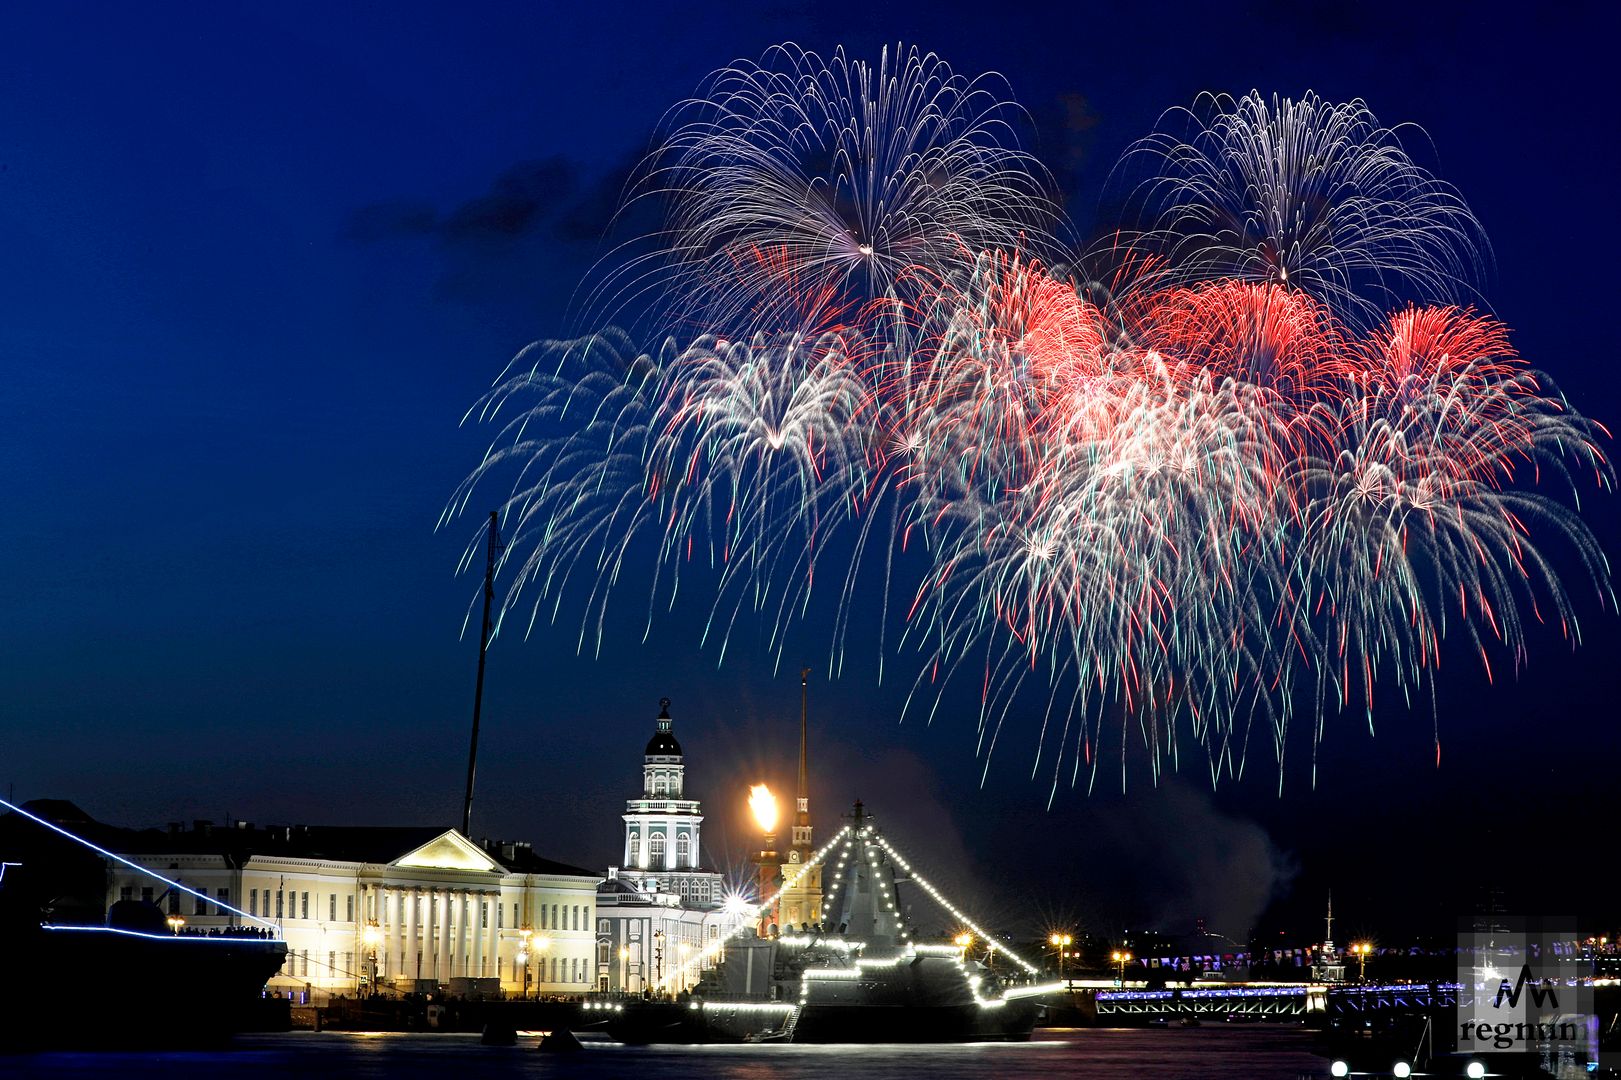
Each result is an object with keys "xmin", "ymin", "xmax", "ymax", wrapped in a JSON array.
[
  {"xmin": 595, "ymin": 700, "xmax": 744, "ymax": 994},
  {"xmin": 105, "ymin": 824, "xmax": 599, "ymax": 999}
]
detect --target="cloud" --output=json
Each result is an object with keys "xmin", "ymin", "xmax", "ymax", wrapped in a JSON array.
[
  {"xmin": 1081, "ymin": 780, "xmax": 1296, "ymax": 939},
  {"xmin": 339, "ymin": 154, "xmax": 637, "ymax": 305},
  {"xmin": 343, "ymin": 157, "xmax": 583, "ymax": 247}
]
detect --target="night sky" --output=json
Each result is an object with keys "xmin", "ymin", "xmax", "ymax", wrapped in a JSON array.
[{"xmin": 4, "ymin": 3, "xmax": 1617, "ymax": 946}]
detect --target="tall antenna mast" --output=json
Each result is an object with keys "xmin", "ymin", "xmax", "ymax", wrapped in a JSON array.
[{"xmin": 462, "ymin": 511, "xmax": 502, "ymax": 836}]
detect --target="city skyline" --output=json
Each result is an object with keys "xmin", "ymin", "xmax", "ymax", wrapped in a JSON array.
[{"xmin": 4, "ymin": 2, "xmax": 1618, "ymax": 949}]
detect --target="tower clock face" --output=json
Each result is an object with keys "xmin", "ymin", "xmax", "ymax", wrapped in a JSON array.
[{"xmin": 789, "ymin": 851, "xmax": 801, "ymax": 863}]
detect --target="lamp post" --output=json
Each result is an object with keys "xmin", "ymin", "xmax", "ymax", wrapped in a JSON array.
[
  {"xmin": 1351, "ymin": 942, "xmax": 1371, "ymax": 981},
  {"xmin": 362, "ymin": 921, "xmax": 382, "ymax": 997},
  {"xmin": 166, "ymin": 914, "xmax": 186, "ymax": 935},
  {"xmin": 1111, "ymin": 949, "xmax": 1132, "ymax": 985},
  {"xmin": 518, "ymin": 927, "xmax": 533, "ymax": 999},
  {"xmin": 1050, "ymin": 933, "xmax": 1073, "ymax": 982},
  {"xmin": 618, "ymin": 946, "xmax": 630, "ymax": 994},
  {"xmin": 653, "ymin": 930, "xmax": 665, "ymax": 992}
]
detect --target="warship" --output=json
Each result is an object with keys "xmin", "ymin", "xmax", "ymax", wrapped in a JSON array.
[{"xmin": 601, "ymin": 801, "xmax": 1053, "ymax": 1044}]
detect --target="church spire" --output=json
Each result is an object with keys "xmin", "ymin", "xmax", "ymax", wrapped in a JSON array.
[{"xmin": 797, "ymin": 669, "xmax": 811, "ymax": 825}]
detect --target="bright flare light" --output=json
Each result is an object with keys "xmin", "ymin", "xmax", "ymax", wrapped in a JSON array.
[{"xmin": 749, "ymin": 784, "xmax": 779, "ymax": 834}]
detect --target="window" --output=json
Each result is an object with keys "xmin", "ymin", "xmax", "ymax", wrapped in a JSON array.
[
  {"xmin": 218, "ymin": 888, "xmax": 229, "ymax": 909},
  {"xmin": 677, "ymin": 833, "xmax": 690, "ymax": 864},
  {"xmin": 276, "ymin": 890, "xmax": 284, "ymax": 920},
  {"xmin": 653, "ymin": 775, "xmax": 667, "ymax": 795},
  {"xmin": 168, "ymin": 892, "xmax": 180, "ymax": 915},
  {"xmin": 628, "ymin": 833, "xmax": 639, "ymax": 860},
  {"xmin": 649, "ymin": 834, "xmax": 666, "ymax": 863},
  {"xmin": 481, "ymin": 901, "xmax": 488, "ymax": 929},
  {"xmin": 250, "ymin": 889, "xmax": 258, "ymax": 917},
  {"xmin": 344, "ymin": 951, "xmax": 353, "ymax": 974},
  {"xmin": 194, "ymin": 892, "xmax": 208, "ymax": 916},
  {"xmin": 551, "ymin": 904, "xmax": 558, "ymax": 930},
  {"xmin": 540, "ymin": 904, "xmax": 548, "ymax": 930},
  {"xmin": 497, "ymin": 903, "xmax": 503, "ymax": 929},
  {"xmin": 120, "ymin": 886, "xmax": 134, "ymax": 902},
  {"xmin": 598, "ymin": 919, "xmax": 609, "ymax": 934},
  {"xmin": 347, "ymin": 895, "xmax": 354, "ymax": 923},
  {"xmin": 328, "ymin": 950, "xmax": 336, "ymax": 976},
  {"xmin": 301, "ymin": 892, "xmax": 309, "ymax": 920},
  {"xmin": 330, "ymin": 894, "xmax": 337, "ymax": 922},
  {"xmin": 141, "ymin": 886, "xmax": 154, "ymax": 904},
  {"xmin": 512, "ymin": 903, "xmax": 518, "ymax": 928},
  {"xmin": 598, "ymin": 942, "xmax": 610, "ymax": 964},
  {"xmin": 573, "ymin": 906, "xmax": 580, "ymax": 931}
]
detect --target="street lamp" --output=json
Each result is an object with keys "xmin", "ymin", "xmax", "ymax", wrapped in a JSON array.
[
  {"xmin": 1111, "ymin": 949, "xmax": 1132, "ymax": 984},
  {"xmin": 166, "ymin": 914, "xmax": 186, "ymax": 935},
  {"xmin": 518, "ymin": 927, "xmax": 533, "ymax": 999},
  {"xmin": 653, "ymin": 930, "xmax": 665, "ymax": 992},
  {"xmin": 618, "ymin": 946, "xmax": 630, "ymax": 993},
  {"xmin": 1050, "ymin": 933, "xmax": 1073, "ymax": 982},
  {"xmin": 1351, "ymin": 942, "xmax": 1372, "ymax": 981},
  {"xmin": 362, "ymin": 921, "xmax": 382, "ymax": 997}
]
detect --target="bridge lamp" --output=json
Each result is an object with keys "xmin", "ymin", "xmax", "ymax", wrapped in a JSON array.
[
  {"xmin": 166, "ymin": 915, "xmax": 186, "ymax": 934},
  {"xmin": 954, "ymin": 932, "xmax": 973, "ymax": 949},
  {"xmin": 1392, "ymin": 1063, "xmax": 1412, "ymax": 1079},
  {"xmin": 1329, "ymin": 1062, "xmax": 1349, "ymax": 1078},
  {"xmin": 1465, "ymin": 1063, "xmax": 1487, "ymax": 1080}
]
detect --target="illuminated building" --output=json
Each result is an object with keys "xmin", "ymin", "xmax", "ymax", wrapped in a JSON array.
[
  {"xmin": 594, "ymin": 699, "xmax": 745, "ymax": 993},
  {"xmin": 87, "ymin": 811, "xmax": 598, "ymax": 999}
]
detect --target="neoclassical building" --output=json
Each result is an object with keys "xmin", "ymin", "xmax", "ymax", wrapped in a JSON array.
[
  {"xmin": 595, "ymin": 699, "xmax": 744, "ymax": 993},
  {"xmin": 89, "ymin": 812, "xmax": 599, "ymax": 999}
]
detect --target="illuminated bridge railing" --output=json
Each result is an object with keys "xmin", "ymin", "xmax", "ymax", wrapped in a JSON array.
[
  {"xmin": 1096, "ymin": 985, "xmax": 1312, "ymax": 1017},
  {"xmin": 1327, "ymin": 982, "xmax": 1460, "ymax": 1014}
]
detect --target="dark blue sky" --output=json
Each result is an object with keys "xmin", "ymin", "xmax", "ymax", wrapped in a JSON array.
[{"xmin": 4, "ymin": 2, "xmax": 1617, "ymax": 942}]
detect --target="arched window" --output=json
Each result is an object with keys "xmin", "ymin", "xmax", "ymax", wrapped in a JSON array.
[
  {"xmin": 653, "ymin": 774, "xmax": 668, "ymax": 795},
  {"xmin": 676, "ymin": 833, "xmax": 691, "ymax": 865},
  {"xmin": 629, "ymin": 833, "xmax": 640, "ymax": 865},
  {"xmin": 649, "ymin": 833, "xmax": 666, "ymax": 863}
]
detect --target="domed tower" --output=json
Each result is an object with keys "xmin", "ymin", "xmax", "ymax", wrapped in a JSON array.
[{"xmin": 621, "ymin": 699, "xmax": 712, "ymax": 894}]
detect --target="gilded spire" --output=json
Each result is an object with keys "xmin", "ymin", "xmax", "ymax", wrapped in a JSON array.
[{"xmin": 797, "ymin": 669, "xmax": 811, "ymax": 823}]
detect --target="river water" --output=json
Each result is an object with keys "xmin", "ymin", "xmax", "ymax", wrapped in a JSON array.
[{"xmin": 8, "ymin": 1026, "xmax": 1330, "ymax": 1078}]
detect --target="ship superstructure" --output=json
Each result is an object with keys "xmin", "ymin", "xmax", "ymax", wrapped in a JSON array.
[{"xmin": 604, "ymin": 801, "xmax": 1056, "ymax": 1043}]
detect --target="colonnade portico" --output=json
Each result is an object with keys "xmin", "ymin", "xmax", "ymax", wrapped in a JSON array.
[{"xmin": 101, "ymin": 820, "xmax": 599, "ymax": 1000}]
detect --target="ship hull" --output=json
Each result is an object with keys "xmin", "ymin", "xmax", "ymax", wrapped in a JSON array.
[{"xmin": 1, "ymin": 924, "xmax": 287, "ymax": 1051}]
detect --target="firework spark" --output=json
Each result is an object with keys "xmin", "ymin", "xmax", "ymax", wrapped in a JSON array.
[{"xmin": 451, "ymin": 52, "xmax": 1612, "ymax": 797}]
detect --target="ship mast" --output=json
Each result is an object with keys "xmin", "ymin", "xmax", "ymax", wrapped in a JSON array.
[{"xmin": 461, "ymin": 511, "xmax": 502, "ymax": 837}]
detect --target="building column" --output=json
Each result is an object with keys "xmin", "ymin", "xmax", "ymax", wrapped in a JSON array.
[
  {"xmin": 408, "ymin": 888, "xmax": 420, "ymax": 981},
  {"xmin": 439, "ymin": 888, "xmax": 452, "ymax": 983},
  {"xmin": 453, "ymin": 890, "xmax": 466, "ymax": 980}
]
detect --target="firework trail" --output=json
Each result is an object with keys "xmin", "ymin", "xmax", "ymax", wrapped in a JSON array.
[
  {"xmin": 450, "ymin": 50, "xmax": 1612, "ymax": 797},
  {"xmin": 1115, "ymin": 91, "xmax": 1489, "ymax": 325},
  {"xmin": 581, "ymin": 42, "xmax": 1062, "ymax": 336}
]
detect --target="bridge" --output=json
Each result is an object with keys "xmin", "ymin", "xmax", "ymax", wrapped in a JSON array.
[{"xmin": 1093, "ymin": 982, "xmax": 1326, "ymax": 1019}]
